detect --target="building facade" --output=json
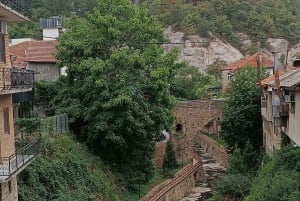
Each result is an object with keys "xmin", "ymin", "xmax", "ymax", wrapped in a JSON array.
[
  {"xmin": 0, "ymin": 1, "xmax": 40, "ymax": 200},
  {"xmin": 261, "ymin": 64, "xmax": 300, "ymax": 156},
  {"xmin": 221, "ymin": 53, "xmax": 274, "ymax": 91}
]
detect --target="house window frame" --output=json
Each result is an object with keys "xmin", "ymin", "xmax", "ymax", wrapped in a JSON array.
[
  {"xmin": 227, "ymin": 72, "xmax": 233, "ymax": 81},
  {"xmin": 0, "ymin": 34, "xmax": 5, "ymax": 63},
  {"xmin": 3, "ymin": 107, "xmax": 10, "ymax": 134}
]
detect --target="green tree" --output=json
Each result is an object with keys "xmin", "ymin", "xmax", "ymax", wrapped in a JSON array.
[
  {"xmin": 54, "ymin": 0, "xmax": 182, "ymax": 185},
  {"xmin": 246, "ymin": 147, "xmax": 300, "ymax": 201},
  {"xmin": 212, "ymin": 174, "xmax": 251, "ymax": 201},
  {"xmin": 220, "ymin": 66, "xmax": 267, "ymax": 152},
  {"xmin": 163, "ymin": 140, "xmax": 178, "ymax": 171}
]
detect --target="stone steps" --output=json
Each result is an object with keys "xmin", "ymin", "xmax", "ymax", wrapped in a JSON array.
[{"xmin": 180, "ymin": 147, "xmax": 226, "ymax": 201}]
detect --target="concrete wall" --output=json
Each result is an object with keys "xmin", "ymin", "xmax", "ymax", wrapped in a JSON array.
[
  {"xmin": 27, "ymin": 62, "xmax": 59, "ymax": 81},
  {"xmin": 263, "ymin": 117, "xmax": 281, "ymax": 156},
  {"xmin": 286, "ymin": 91, "xmax": 300, "ymax": 145}
]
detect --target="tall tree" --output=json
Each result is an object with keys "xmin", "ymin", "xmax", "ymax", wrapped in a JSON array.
[
  {"xmin": 54, "ymin": 0, "xmax": 182, "ymax": 184},
  {"xmin": 220, "ymin": 66, "xmax": 266, "ymax": 152}
]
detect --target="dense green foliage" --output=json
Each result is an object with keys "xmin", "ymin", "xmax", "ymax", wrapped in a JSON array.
[
  {"xmin": 18, "ymin": 135, "xmax": 119, "ymax": 201},
  {"xmin": 220, "ymin": 66, "xmax": 268, "ymax": 152},
  {"xmin": 50, "ymin": 0, "xmax": 181, "ymax": 187},
  {"xmin": 211, "ymin": 174, "xmax": 252, "ymax": 201},
  {"xmin": 212, "ymin": 147, "xmax": 300, "ymax": 201},
  {"xmin": 163, "ymin": 140, "xmax": 178, "ymax": 171},
  {"xmin": 149, "ymin": 0, "xmax": 300, "ymax": 50},
  {"xmin": 9, "ymin": 0, "xmax": 97, "ymax": 39},
  {"xmin": 170, "ymin": 62, "xmax": 222, "ymax": 100},
  {"xmin": 246, "ymin": 146, "xmax": 300, "ymax": 201}
]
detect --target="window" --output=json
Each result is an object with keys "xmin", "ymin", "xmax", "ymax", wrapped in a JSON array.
[
  {"xmin": 8, "ymin": 181, "xmax": 11, "ymax": 193},
  {"xmin": 227, "ymin": 72, "xmax": 233, "ymax": 81},
  {"xmin": 3, "ymin": 107, "xmax": 10, "ymax": 134},
  {"xmin": 0, "ymin": 34, "xmax": 5, "ymax": 62}
]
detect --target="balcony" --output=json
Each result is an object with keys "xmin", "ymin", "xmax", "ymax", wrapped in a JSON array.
[
  {"xmin": 0, "ymin": 0, "xmax": 31, "ymax": 23},
  {"xmin": 0, "ymin": 68, "xmax": 34, "ymax": 94},
  {"xmin": 0, "ymin": 140, "xmax": 40, "ymax": 182}
]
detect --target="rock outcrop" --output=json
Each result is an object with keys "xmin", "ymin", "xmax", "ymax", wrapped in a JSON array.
[{"xmin": 163, "ymin": 26, "xmax": 244, "ymax": 73}]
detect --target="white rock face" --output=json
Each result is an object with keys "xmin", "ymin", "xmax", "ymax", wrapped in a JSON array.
[{"xmin": 163, "ymin": 26, "xmax": 244, "ymax": 73}]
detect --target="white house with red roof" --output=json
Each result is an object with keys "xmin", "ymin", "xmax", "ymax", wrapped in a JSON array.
[
  {"xmin": 9, "ymin": 40, "xmax": 61, "ymax": 81},
  {"xmin": 221, "ymin": 53, "xmax": 274, "ymax": 91}
]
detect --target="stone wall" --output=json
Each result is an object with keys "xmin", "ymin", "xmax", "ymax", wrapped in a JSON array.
[
  {"xmin": 153, "ymin": 142, "xmax": 166, "ymax": 169},
  {"xmin": 195, "ymin": 134, "xmax": 230, "ymax": 168},
  {"xmin": 172, "ymin": 100, "xmax": 225, "ymax": 163},
  {"xmin": 140, "ymin": 160, "xmax": 203, "ymax": 201}
]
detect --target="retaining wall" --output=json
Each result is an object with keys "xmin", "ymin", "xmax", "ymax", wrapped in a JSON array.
[
  {"xmin": 195, "ymin": 134, "xmax": 230, "ymax": 168},
  {"xmin": 140, "ymin": 160, "xmax": 203, "ymax": 201}
]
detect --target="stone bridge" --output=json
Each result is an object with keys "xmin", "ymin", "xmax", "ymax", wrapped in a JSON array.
[
  {"xmin": 153, "ymin": 99, "xmax": 227, "ymax": 169},
  {"xmin": 171, "ymin": 100, "xmax": 225, "ymax": 164}
]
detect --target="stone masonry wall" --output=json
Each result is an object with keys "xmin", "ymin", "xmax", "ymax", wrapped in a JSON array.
[
  {"xmin": 140, "ymin": 161, "xmax": 203, "ymax": 201},
  {"xmin": 195, "ymin": 134, "xmax": 230, "ymax": 168},
  {"xmin": 172, "ymin": 100, "xmax": 225, "ymax": 163},
  {"xmin": 153, "ymin": 142, "xmax": 166, "ymax": 169}
]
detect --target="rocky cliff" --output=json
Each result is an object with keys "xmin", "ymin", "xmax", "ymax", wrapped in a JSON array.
[{"xmin": 164, "ymin": 26, "xmax": 300, "ymax": 71}]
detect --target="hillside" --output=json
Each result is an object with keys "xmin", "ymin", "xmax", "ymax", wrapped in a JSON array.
[
  {"xmin": 18, "ymin": 135, "xmax": 120, "ymax": 201},
  {"xmin": 149, "ymin": 0, "xmax": 300, "ymax": 48}
]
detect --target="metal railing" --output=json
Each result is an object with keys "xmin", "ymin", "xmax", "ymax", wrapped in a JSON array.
[
  {"xmin": 0, "ymin": 68, "xmax": 34, "ymax": 89},
  {"xmin": 0, "ymin": 0, "xmax": 31, "ymax": 17},
  {"xmin": 0, "ymin": 140, "xmax": 40, "ymax": 176}
]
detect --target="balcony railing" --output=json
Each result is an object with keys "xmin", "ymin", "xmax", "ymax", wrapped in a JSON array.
[
  {"xmin": 0, "ymin": 140, "xmax": 40, "ymax": 178},
  {"xmin": 0, "ymin": 68, "xmax": 34, "ymax": 90},
  {"xmin": 0, "ymin": 0, "xmax": 31, "ymax": 17}
]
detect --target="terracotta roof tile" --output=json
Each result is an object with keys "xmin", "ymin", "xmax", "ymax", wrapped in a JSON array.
[
  {"xmin": 9, "ymin": 40, "xmax": 58, "ymax": 67},
  {"xmin": 222, "ymin": 53, "xmax": 274, "ymax": 71}
]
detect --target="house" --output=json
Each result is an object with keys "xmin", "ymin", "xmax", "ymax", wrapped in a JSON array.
[
  {"xmin": 221, "ymin": 53, "xmax": 274, "ymax": 91},
  {"xmin": 261, "ymin": 59, "xmax": 300, "ymax": 156},
  {"xmin": 40, "ymin": 16, "xmax": 65, "ymax": 41},
  {"xmin": 0, "ymin": 1, "xmax": 40, "ymax": 200},
  {"xmin": 9, "ymin": 40, "xmax": 61, "ymax": 81}
]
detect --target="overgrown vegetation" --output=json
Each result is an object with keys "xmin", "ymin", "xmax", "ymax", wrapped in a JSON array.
[
  {"xmin": 211, "ymin": 146, "xmax": 300, "ymax": 201},
  {"xmin": 18, "ymin": 135, "xmax": 119, "ymax": 201},
  {"xmin": 170, "ymin": 60, "xmax": 223, "ymax": 100},
  {"xmin": 163, "ymin": 140, "xmax": 178, "ymax": 173}
]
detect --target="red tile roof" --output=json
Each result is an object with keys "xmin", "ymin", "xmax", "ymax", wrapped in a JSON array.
[
  {"xmin": 9, "ymin": 40, "xmax": 58, "ymax": 68},
  {"xmin": 261, "ymin": 65, "xmax": 297, "ymax": 87},
  {"xmin": 222, "ymin": 53, "xmax": 274, "ymax": 71},
  {"xmin": 260, "ymin": 67, "xmax": 285, "ymax": 87}
]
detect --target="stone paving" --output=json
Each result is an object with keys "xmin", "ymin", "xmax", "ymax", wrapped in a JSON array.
[{"xmin": 180, "ymin": 148, "xmax": 226, "ymax": 201}]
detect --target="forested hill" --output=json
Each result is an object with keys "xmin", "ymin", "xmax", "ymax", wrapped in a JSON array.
[
  {"xmin": 147, "ymin": 0, "xmax": 300, "ymax": 50},
  {"xmin": 9, "ymin": 0, "xmax": 97, "ymax": 38},
  {"xmin": 10, "ymin": 0, "xmax": 300, "ymax": 53}
]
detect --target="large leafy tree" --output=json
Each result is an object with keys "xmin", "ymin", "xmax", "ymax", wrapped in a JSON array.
[
  {"xmin": 54, "ymin": 0, "xmax": 181, "ymax": 184},
  {"xmin": 220, "ymin": 66, "xmax": 267, "ymax": 152}
]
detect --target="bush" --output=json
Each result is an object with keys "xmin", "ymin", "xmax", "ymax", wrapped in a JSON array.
[
  {"xmin": 212, "ymin": 174, "xmax": 251, "ymax": 201},
  {"xmin": 163, "ymin": 140, "xmax": 178, "ymax": 171}
]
